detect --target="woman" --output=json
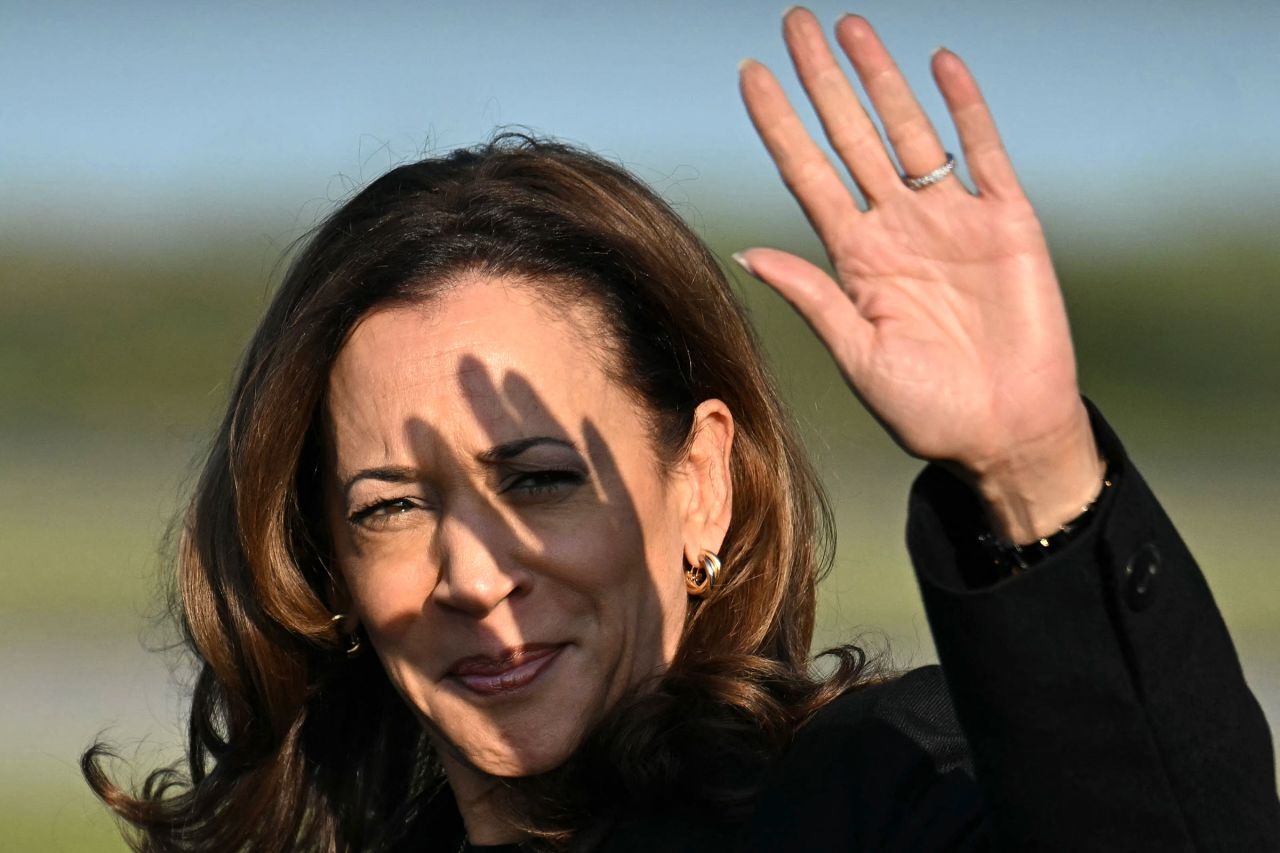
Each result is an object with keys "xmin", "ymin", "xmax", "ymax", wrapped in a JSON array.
[{"xmin": 84, "ymin": 9, "xmax": 1277, "ymax": 851}]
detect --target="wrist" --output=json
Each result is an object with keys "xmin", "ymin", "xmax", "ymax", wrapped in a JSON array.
[
  {"xmin": 976, "ymin": 462, "xmax": 1113, "ymax": 576},
  {"xmin": 965, "ymin": 404, "xmax": 1105, "ymax": 545}
]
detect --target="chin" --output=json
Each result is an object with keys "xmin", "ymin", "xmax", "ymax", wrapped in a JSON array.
[
  {"xmin": 418, "ymin": 643, "xmax": 620, "ymax": 778},
  {"xmin": 449, "ymin": 706, "xmax": 592, "ymax": 778},
  {"xmin": 420, "ymin": 674, "xmax": 603, "ymax": 779}
]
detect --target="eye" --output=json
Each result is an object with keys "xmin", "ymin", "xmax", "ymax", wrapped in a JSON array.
[
  {"xmin": 348, "ymin": 496, "xmax": 427, "ymax": 529},
  {"xmin": 504, "ymin": 469, "xmax": 585, "ymax": 498}
]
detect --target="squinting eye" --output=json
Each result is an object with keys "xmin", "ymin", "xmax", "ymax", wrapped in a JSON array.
[
  {"xmin": 348, "ymin": 497, "xmax": 425, "ymax": 529},
  {"xmin": 506, "ymin": 470, "xmax": 584, "ymax": 497}
]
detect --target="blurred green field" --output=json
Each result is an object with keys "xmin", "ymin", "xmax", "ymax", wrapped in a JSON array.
[{"xmin": 2, "ymin": 219, "xmax": 1277, "ymax": 851}]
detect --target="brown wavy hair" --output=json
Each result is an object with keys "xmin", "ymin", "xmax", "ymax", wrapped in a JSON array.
[{"xmin": 83, "ymin": 133, "xmax": 876, "ymax": 851}]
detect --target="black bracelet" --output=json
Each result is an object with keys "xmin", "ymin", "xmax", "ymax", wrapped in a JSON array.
[{"xmin": 976, "ymin": 464, "xmax": 1114, "ymax": 576}]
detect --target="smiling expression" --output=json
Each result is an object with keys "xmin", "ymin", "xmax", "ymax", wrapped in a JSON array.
[{"xmin": 324, "ymin": 275, "xmax": 729, "ymax": 781}]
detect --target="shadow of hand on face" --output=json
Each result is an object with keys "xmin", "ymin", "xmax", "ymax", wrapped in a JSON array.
[{"xmin": 383, "ymin": 352, "xmax": 666, "ymax": 785}]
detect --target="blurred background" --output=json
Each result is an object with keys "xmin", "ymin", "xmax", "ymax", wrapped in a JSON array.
[{"xmin": 3, "ymin": 0, "xmax": 1277, "ymax": 848}]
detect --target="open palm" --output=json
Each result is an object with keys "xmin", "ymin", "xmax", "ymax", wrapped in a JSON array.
[{"xmin": 737, "ymin": 10, "xmax": 1091, "ymax": 489}]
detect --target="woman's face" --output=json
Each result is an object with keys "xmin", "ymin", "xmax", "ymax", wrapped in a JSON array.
[{"xmin": 324, "ymin": 275, "xmax": 732, "ymax": 780}]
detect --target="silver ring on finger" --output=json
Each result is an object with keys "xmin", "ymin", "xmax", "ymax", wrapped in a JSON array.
[{"xmin": 902, "ymin": 153, "xmax": 956, "ymax": 191}]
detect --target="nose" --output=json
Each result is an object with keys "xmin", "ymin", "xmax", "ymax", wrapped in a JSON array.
[{"xmin": 429, "ymin": 504, "xmax": 529, "ymax": 617}]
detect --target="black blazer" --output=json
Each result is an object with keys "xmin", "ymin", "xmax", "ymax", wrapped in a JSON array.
[
  {"xmin": 899, "ymin": 405, "xmax": 1278, "ymax": 850},
  {"xmin": 462, "ymin": 406, "xmax": 1280, "ymax": 852},
  {"xmin": 597, "ymin": 406, "xmax": 1277, "ymax": 852}
]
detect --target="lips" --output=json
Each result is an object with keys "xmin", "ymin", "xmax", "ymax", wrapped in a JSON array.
[{"xmin": 447, "ymin": 643, "xmax": 567, "ymax": 696}]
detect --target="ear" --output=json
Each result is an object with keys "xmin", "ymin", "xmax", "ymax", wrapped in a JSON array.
[{"xmin": 675, "ymin": 399, "xmax": 735, "ymax": 566}]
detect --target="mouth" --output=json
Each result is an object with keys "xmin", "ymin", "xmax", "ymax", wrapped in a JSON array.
[{"xmin": 446, "ymin": 643, "xmax": 567, "ymax": 697}]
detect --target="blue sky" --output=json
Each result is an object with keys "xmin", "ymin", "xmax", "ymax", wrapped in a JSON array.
[{"xmin": 3, "ymin": 0, "xmax": 1277, "ymax": 245}]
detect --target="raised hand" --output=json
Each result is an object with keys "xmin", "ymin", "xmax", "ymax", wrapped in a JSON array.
[{"xmin": 736, "ymin": 9, "xmax": 1104, "ymax": 543}]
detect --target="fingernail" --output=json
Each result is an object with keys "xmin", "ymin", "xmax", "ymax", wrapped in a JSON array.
[
  {"xmin": 738, "ymin": 57, "xmax": 756, "ymax": 73},
  {"xmin": 932, "ymin": 45, "xmax": 949, "ymax": 58},
  {"xmin": 731, "ymin": 252, "xmax": 755, "ymax": 276},
  {"xmin": 782, "ymin": 5, "xmax": 803, "ymax": 17}
]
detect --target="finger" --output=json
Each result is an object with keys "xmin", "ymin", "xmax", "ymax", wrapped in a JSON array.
[
  {"xmin": 931, "ymin": 48, "xmax": 1024, "ymax": 200},
  {"xmin": 781, "ymin": 7, "xmax": 902, "ymax": 203},
  {"xmin": 732, "ymin": 247, "xmax": 874, "ymax": 378},
  {"xmin": 835, "ymin": 15, "xmax": 962, "ymax": 196},
  {"xmin": 739, "ymin": 59, "xmax": 862, "ymax": 251}
]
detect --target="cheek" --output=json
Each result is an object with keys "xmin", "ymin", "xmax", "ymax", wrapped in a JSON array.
[
  {"xmin": 566, "ymin": 484, "xmax": 688, "ymax": 665},
  {"xmin": 647, "ymin": 532, "xmax": 691, "ymax": 663},
  {"xmin": 335, "ymin": 530, "xmax": 436, "ymax": 637}
]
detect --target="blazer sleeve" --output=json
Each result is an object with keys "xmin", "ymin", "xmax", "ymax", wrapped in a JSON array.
[{"xmin": 905, "ymin": 402, "xmax": 1279, "ymax": 852}]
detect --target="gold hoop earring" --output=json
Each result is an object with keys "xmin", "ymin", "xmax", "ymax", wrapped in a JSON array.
[
  {"xmin": 330, "ymin": 613, "xmax": 363, "ymax": 657},
  {"xmin": 685, "ymin": 550, "xmax": 722, "ymax": 598}
]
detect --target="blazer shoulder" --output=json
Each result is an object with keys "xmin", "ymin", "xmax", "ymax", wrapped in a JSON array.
[
  {"xmin": 738, "ymin": 666, "xmax": 986, "ymax": 851},
  {"xmin": 799, "ymin": 664, "xmax": 972, "ymax": 777}
]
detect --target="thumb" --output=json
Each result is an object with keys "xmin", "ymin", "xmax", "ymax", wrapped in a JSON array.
[{"xmin": 732, "ymin": 247, "xmax": 873, "ymax": 381}]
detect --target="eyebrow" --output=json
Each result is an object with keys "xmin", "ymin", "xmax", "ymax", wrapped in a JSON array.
[
  {"xmin": 341, "ymin": 437, "xmax": 578, "ymax": 499},
  {"xmin": 341, "ymin": 465, "xmax": 419, "ymax": 501},
  {"xmin": 476, "ymin": 436, "xmax": 577, "ymax": 464}
]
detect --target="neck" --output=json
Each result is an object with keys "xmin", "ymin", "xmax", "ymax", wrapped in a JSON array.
[{"xmin": 441, "ymin": 754, "xmax": 526, "ymax": 846}]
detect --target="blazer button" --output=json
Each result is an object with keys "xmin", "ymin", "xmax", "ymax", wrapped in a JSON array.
[{"xmin": 1123, "ymin": 543, "xmax": 1160, "ymax": 612}]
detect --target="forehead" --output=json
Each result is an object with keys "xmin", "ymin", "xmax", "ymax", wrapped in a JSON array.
[{"xmin": 325, "ymin": 276, "xmax": 632, "ymax": 455}]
